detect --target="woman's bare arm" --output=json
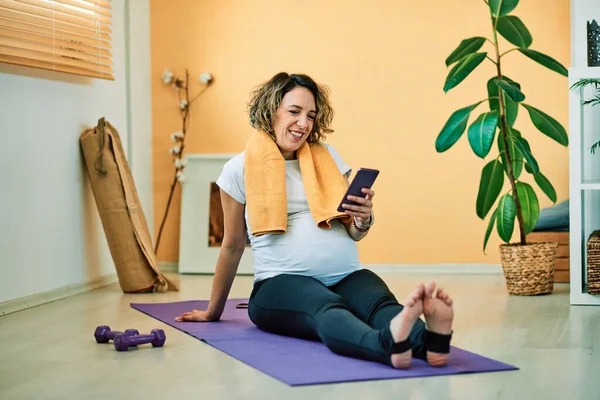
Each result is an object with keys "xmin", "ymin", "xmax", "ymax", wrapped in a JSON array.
[{"xmin": 175, "ymin": 189, "xmax": 248, "ymax": 322}]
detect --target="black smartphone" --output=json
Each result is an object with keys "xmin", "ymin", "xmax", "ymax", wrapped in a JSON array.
[
  {"xmin": 337, "ymin": 168, "xmax": 380, "ymax": 213},
  {"xmin": 236, "ymin": 303, "xmax": 248, "ymax": 309}
]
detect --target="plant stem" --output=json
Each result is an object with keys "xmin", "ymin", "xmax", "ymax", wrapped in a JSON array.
[
  {"xmin": 155, "ymin": 69, "xmax": 191, "ymax": 254},
  {"xmin": 490, "ymin": 7, "xmax": 527, "ymax": 245},
  {"xmin": 154, "ymin": 174, "xmax": 178, "ymax": 254},
  {"xmin": 499, "ymin": 48, "xmax": 518, "ymax": 58},
  {"xmin": 190, "ymin": 86, "xmax": 208, "ymax": 104}
]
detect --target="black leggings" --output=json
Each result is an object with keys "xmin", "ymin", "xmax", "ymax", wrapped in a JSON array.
[{"xmin": 248, "ymin": 269, "xmax": 427, "ymax": 366}]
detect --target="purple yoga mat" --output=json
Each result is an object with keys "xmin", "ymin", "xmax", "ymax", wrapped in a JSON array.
[{"xmin": 130, "ymin": 299, "xmax": 518, "ymax": 386}]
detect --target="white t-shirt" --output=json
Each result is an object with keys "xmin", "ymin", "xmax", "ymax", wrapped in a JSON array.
[{"xmin": 216, "ymin": 143, "xmax": 362, "ymax": 286}]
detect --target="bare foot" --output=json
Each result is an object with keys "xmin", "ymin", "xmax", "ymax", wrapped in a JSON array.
[
  {"xmin": 389, "ymin": 284, "xmax": 424, "ymax": 369},
  {"xmin": 423, "ymin": 281, "xmax": 454, "ymax": 367}
]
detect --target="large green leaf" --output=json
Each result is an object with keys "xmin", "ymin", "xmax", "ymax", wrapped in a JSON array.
[
  {"xmin": 498, "ymin": 128, "xmax": 523, "ymax": 179},
  {"xmin": 476, "ymin": 159, "xmax": 505, "ymax": 219},
  {"xmin": 518, "ymin": 49, "xmax": 568, "ymax": 76},
  {"xmin": 490, "ymin": 0, "xmax": 519, "ymax": 16},
  {"xmin": 444, "ymin": 52, "xmax": 487, "ymax": 93},
  {"xmin": 487, "ymin": 76, "xmax": 519, "ymax": 126},
  {"xmin": 497, "ymin": 16, "xmax": 532, "ymax": 48},
  {"xmin": 533, "ymin": 171, "xmax": 557, "ymax": 203},
  {"xmin": 509, "ymin": 127, "xmax": 523, "ymax": 138},
  {"xmin": 468, "ymin": 111, "xmax": 499, "ymax": 158},
  {"xmin": 497, "ymin": 193, "xmax": 517, "ymax": 242},
  {"xmin": 445, "ymin": 37, "xmax": 487, "ymax": 66},
  {"xmin": 436, "ymin": 103, "xmax": 481, "ymax": 152},
  {"xmin": 487, "ymin": 77, "xmax": 500, "ymax": 111},
  {"xmin": 483, "ymin": 207, "xmax": 499, "ymax": 254},
  {"xmin": 504, "ymin": 94, "xmax": 519, "ymax": 127},
  {"xmin": 515, "ymin": 182, "xmax": 540, "ymax": 234},
  {"xmin": 511, "ymin": 135, "xmax": 539, "ymax": 174},
  {"xmin": 521, "ymin": 103, "xmax": 569, "ymax": 146},
  {"xmin": 494, "ymin": 78, "xmax": 525, "ymax": 102}
]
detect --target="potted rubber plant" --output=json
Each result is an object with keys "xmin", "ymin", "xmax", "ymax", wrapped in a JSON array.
[{"xmin": 435, "ymin": 0, "xmax": 568, "ymax": 295}]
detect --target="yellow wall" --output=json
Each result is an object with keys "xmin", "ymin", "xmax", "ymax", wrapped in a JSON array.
[{"xmin": 150, "ymin": 0, "xmax": 570, "ymax": 264}]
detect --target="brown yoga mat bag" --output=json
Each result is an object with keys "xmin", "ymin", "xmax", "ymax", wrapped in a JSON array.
[{"xmin": 80, "ymin": 118, "xmax": 178, "ymax": 293}]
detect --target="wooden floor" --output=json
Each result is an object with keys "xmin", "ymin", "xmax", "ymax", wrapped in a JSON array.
[{"xmin": 0, "ymin": 272, "xmax": 599, "ymax": 400}]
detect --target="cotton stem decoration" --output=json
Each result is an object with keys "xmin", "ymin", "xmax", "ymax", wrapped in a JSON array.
[{"xmin": 155, "ymin": 68, "xmax": 214, "ymax": 254}]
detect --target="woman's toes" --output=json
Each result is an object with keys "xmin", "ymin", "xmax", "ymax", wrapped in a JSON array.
[
  {"xmin": 438, "ymin": 290, "xmax": 453, "ymax": 306},
  {"xmin": 424, "ymin": 281, "xmax": 436, "ymax": 298},
  {"xmin": 436, "ymin": 289, "xmax": 453, "ymax": 306}
]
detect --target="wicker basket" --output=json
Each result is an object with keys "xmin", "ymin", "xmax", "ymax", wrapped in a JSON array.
[
  {"xmin": 499, "ymin": 242, "xmax": 558, "ymax": 295},
  {"xmin": 586, "ymin": 230, "xmax": 600, "ymax": 295}
]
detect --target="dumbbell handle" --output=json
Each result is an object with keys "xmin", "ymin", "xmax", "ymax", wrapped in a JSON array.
[
  {"xmin": 104, "ymin": 330, "xmax": 122, "ymax": 340},
  {"xmin": 126, "ymin": 334, "xmax": 156, "ymax": 346}
]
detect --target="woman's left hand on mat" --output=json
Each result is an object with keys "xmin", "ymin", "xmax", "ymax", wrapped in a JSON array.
[
  {"xmin": 343, "ymin": 188, "xmax": 375, "ymax": 223},
  {"xmin": 175, "ymin": 309, "xmax": 217, "ymax": 322}
]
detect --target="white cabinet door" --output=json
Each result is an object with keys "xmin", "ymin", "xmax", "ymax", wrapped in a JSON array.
[{"xmin": 178, "ymin": 154, "xmax": 254, "ymax": 275}]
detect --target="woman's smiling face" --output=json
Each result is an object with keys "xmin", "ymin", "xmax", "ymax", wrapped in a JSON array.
[{"xmin": 272, "ymin": 86, "xmax": 316, "ymax": 160}]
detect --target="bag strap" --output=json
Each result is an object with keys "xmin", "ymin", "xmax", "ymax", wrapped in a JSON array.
[{"xmin": 94, "ymin": 117, "xmax": 108, "ymax": 177}]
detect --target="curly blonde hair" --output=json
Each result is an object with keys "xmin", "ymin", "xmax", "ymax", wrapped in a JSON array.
[{"xmin": 247, "ymin": 72, "xmax": 335, "ymax": 143}]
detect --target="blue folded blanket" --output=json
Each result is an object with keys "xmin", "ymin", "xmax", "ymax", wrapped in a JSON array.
[{"xmin": 533, "ymin": 200, "xmax": 569, "ymax": 232}]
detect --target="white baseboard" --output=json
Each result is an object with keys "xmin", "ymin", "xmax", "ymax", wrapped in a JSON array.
[
  {"xmin": 159, "ymin": 261, "xmax": 179, "ymax": 273},
  {"xmin": 366, "ymin": 263, "xmax": 503, "ymax": 274},
  {"xmin": 0, "ymin": 274, "xmax": 117, "ymax": 316},
  {"xmin": 159, "ymin": 262, "xmax": 503, "ymax": 275}
]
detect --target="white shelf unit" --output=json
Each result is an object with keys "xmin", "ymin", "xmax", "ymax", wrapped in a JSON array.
[
  {"xmin": 569, "ymin": 68, "xmax": 600, "ymax": 305},
  {"xmin": 568, "ymin": 0, "xmax": 600, "ymax": 305}
]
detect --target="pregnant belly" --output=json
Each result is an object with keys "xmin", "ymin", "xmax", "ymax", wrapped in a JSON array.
[{"xmin": 252, "ymin": 213, "xmax": 360, "ymax": 274}]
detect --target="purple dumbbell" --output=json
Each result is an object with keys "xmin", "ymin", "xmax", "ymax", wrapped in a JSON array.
[
  {"xmin": 94, "ymin": 326, "xmax": 140, "ymax": 343},
  {"xmin": 114, "ymin": 329, "xmax": 166, "ymax": 352}
]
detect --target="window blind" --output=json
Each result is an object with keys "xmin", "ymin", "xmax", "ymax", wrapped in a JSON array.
[{"xmin": 0, "ymin": 0, "xmax": 113, "ymax": 80}]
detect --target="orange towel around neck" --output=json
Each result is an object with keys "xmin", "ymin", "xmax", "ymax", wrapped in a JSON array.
[{"xmin": 244, "ymin": 130, "xmax": 351, "ymax": 237}]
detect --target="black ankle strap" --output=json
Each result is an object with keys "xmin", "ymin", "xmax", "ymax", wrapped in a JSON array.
[
  {"xmin": 424, "ymin": 330, "xmax": 453, "ymax": 354},
  {"xmin": 390, "ymin": 339, "xmax": 411, "ymax": 354}
]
